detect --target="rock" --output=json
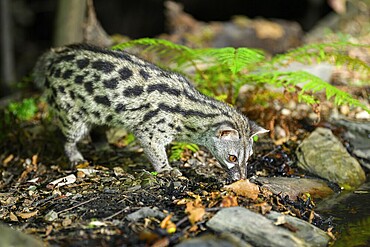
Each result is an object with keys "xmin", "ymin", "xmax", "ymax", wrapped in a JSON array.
[
  {"xmin": 278, "ymin": 62, "xmax": 334, "ymax": 83},
  {"xmin": 334, "ymin": 119, "xmax": 370, "ymax": 169},
  {"xmin": 207, "ymin": 207, "xmax": 329, "ymax": 247},
  {"xmin": 257, "ymin": 177, "xmax": 334, "ymax": 200},
  {"xmin": 126, "ymin": 207, "xmax": 165, "ymax": 222},
  {"xmin": 265, "ymin": 211, "xmax": 331, "ymax": 246},
  {"xmin": 0, "ymin": 224, "xmax": 44, "ymax": 247},
  {"xmin": 296, "ymin": 127, "xmax": 366, "ymax": 190},
  {"xmin": 176, "ymin": 233, "xmax": 252, "ymax": 247}
]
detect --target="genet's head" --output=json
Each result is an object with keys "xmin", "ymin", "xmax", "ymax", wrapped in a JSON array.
[{"xmin": 206, "ymin": 121, "xmax": 268, "ymax": 181}]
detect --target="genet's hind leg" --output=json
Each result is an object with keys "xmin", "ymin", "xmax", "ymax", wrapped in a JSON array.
[{"xmin": 62, "ymin": 121, "xmax": 91, "ymax": 165}]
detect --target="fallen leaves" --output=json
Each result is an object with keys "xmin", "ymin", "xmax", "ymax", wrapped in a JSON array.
[
  {"xmin": 224, "ymin": 179, "xmax": 260, "ymax": 200},
  {"xmin": 47, "ymin": 174, "xmax": 77, "ymax": 189},
  {"xmin": 160, "ymin": 214, "xmax": 176, "ymax": 233},
  {"xmin": 17, "ymin": 210, "xmax": 38, "ymax": 219},
  {"xmin": 185, "ymin": 195, "xmax": 206, "ymax": 226}
]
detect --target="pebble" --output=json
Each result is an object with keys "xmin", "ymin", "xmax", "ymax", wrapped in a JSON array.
[{"xmin": 355, "ymin": 110, "xmax": 370, "ymax": 119}]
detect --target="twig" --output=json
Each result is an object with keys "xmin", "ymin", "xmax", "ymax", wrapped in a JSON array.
[
  {"xmin": 104, "ymin": 208, "xmax": 128, "ymax": 220},
  {"xmin": 57, "ymin": 196, "xmax": 99, "ymax": 214}
]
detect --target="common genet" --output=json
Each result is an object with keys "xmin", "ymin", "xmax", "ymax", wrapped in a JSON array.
[{"xmin": 33, "ymin": 44, "xmax": 268, "ymax": 180}]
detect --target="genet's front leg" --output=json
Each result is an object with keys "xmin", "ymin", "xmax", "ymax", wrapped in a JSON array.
[{"xmin": 136, "ymin": 135, "xmax": 182, "ymax": 176}]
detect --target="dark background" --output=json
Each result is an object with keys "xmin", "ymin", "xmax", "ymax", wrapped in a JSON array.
[{"xmin": 4, "ymin": 0, "xmax": 332, "ymax": 84}]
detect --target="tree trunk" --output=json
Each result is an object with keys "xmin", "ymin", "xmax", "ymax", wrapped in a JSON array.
[
  {"xmin": 54, "ymin": 0, "xmax": 87, "ymax": 46},
  {"xmin": 0, "ymin": 0, "xmax": 15, "ymax": 97}
]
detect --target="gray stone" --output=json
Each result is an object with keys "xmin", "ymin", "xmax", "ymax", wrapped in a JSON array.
[
  {"xmin": 265, "ymin": 211, "xmax": 330, "ymax": 246},
  {"xmin": 176, "ymin": 233, "xmax": 252, "ymax": 247},
  {"xmin": 125, "ymin": 207, "xmax": 165, "ymax": 222},
  {"xmin": 334, "ymin": 119, "xmax": 370, "ymax": 169},
  {"xmin": 0, "ymin": 224, "xmax": 44, "ymax": 247},
  {"xmin": 257, "ymin": 177, "xmax": 334, "ymax": 200},
  {"xmin": 296, "ymin": 127, "xmax": 366, "ymax": 190},
  {"xmin": 207, "ymin": 207, "xmax": 326, "ymax": 247}
]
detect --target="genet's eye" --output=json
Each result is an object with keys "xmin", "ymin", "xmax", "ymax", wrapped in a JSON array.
[{"xmin": 228, "ymin": 154, "xmax": 238, "ymax": 163}]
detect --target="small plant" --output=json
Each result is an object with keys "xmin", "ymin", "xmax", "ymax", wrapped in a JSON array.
[
  {"xmin": 7, "ymin": 98, "xmax": 38, "ymax": 121},
  {"xmin": 169, "ymin": 142, "xmax": 200, "ymax": 162}
]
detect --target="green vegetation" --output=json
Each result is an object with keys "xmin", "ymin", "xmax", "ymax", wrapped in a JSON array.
[
  {"xmin": 7, "ymin": 98, "xmax": 38, "ymax": 121},
  {"xmin": 169, "ymin": 142, "xmax": 200, "ymax": 162},
  {"xmin": 113, "ymin": 38, "xmax": 370, "ymax": 111}
]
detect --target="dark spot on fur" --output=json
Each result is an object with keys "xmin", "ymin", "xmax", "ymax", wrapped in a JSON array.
[
  {"xmin": 176, "ymin": 126, "xmax": 182, "ymax": 132},
  {"xmin": 103, "ymin": 78, "xmax": 119, "ymax": 89},
  {"xmin": 115, "ymin": 103, "xmax": 126, "ymax": 113},
  {"xmin": 77, "ymin": 94, "xmax": 85, "ymax": 103},
  {"xmin": 118, "ymin": 67, "xmax": 133, "ymax": 80},
  {"xmin": 106, "ymin": 115, "xmax": 113, "ymax": 122},
  {"xmin": 54, "ymin": 68, "xmax": 61, "ymax": 78},
  {"xmin": 147, "ymin": 83, "xmax": 181, "ymax": 97},
  {"xmin": 45, "ymin": 78, "xmax": 50, "ymax": 88},
  {"xmin": 93, "ymin": 111, "xmax": 100, "ymax": 118},
  {"xmin": 143, "ymin": 109, "xmax": 160, "ymax": 122},
  {"xmin": 62, "ymin": 69, "xmax": 73, "ymax": 79},
  {"xmin": 55, "ymin": 54, "xmax": 75, "ymax": 63},
  {"xmin": 84, "ymin": 81, "xmax": 94, "ymax": 94},
  {"xmin": 76, "ymin": 58, "xmax": 90, "ymax": 69},
  {"xmin": 139, "ymin": 69, "xmax": 150, "ymax": 80},
  {"xmin": 94, "ymin": 95, "xmax": 111, "ymax": 107},
  {"xmin": 58, "ymin": 85, "xmax": 66, "ymax": 94},
  {"xmin": 129, "ymin": 103, "xmax": 150, "ymax": 111},
  {"xmin": 74, "ymin": 75, "xmax": 84, "ymax": 84},
  {"xmin": 92, "ymin": 60, "xmax": 115, "ymax": 73},
  {"xmin": 123, "ymin": 85, "xmax": 144, "ymax": 97},
  {"xmin": 184, "ymin": 125, "xmax": 197, "ymax": 132},
  {"xmin": 156, "ymin": 118, "xmax": 165, "ymax": 124},
  {"xmin": 69, "ymin": 90, "xmax": 75, "ymax": 100}
]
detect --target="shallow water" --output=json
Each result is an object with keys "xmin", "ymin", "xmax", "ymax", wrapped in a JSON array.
[{"xmin": 316, "ymin": 177, "xmax": 370, "ymax": 247}]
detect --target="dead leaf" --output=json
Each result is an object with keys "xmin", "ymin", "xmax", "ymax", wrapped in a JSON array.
[
  {"xmin": 224, "ymin": 179, "xmax": 260, "ymax": 200},
  {"xmin": 160, "ymin": 214, "xmax": 176, "ymax": 233},
  {"xmin": 185, "ymin": 195, "xmax": 206, "ymax": 225},
  {"xmin": 327, "ymin": 227, "xmax": 337, "ymax": 240},
  {"xmin": 47, "ymin": 174, "xmax": 77, "ymax": 189},
  {"xmin": 32, "ymin": 154, "xmax": 38, "ymax": 166},
  {"xmin": 45, "ymin": 225, "xmax": 53, "ymax": 236},
  {"xmin": 9, "ymin": 211, "xmax": 18, "ymax": 222},
  {"xmin": 252, "ymin": 202, "xmax": 272, "ymax": 215},
  {"xmin": 2, "ymin": 154, "xmax": 14, "ymax": 165},
  {"xmin": 220, "ymin": 195, "xmax": 238, "ymax": 207},
  {"xmin": 151, "ymin": 237, "xmax": 170, "ymax": 247},
  {"xmin": 17, "ymin": 210, "xmax": 38, "ymax": 219}
]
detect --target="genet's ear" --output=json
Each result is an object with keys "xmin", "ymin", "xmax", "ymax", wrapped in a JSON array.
[
  {"xmin": 216, "ymin": 125, "xmax": 239, "ymax": 140},
  {"xmin": 249, "ymin": 121, "xmax": 269, "ymax": 138}
]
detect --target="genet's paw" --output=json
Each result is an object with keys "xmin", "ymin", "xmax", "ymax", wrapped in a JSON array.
[{"xmin": 158, "ymin": 167, "xmax": 183, "ymax": 178}]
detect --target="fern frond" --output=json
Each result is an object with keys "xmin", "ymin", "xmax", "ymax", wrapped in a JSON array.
[
  {"xmin": 242, "ymin": 71, "xmax": 369, "ymax": 112},
  {"xmin": 112, "ymin": 38, "xmax": 196, "ymax": 66},
  {"xmin": 201, "ymin": 47, "xmax": 265, "ymax": 75},
  {"xmin": 268, "ymin": 42, "xmax": 370, "ymax": 81}
]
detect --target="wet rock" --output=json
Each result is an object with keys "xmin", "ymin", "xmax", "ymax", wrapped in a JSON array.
[
  {"xmin": 334, "ymin": 119, "xmax": 370, "ymax": 169},
  {"xmin": 206, "ymin": 207, "xmax": 329, "ymax": 247},
  {"xmin": 176, "ymin": 233, "xmax": 252, "ymax": 247},
  {"xmin": 126, "ymin": 207, "xmax": 165, "ymax": 221},
  {"xmin": 257, "ymin": 177, "xmax": 334, "ymax": 200},
  {"xmin": 0, "ymin": 224, "xmax": 44, "ymax": 247},
  {"xmin": 296, "ymin": 127, "xmax": 366, "ymax": 190}
]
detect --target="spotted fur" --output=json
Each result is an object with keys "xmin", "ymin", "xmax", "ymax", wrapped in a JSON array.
[{"xmin": 33, "ymin": 44, "xmax": 268, "ymax": 180}]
